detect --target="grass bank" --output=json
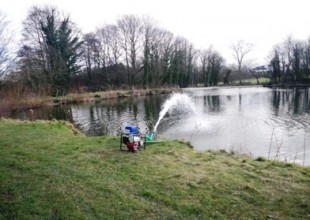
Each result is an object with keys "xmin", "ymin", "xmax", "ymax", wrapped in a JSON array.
[
  {"xmin": 227, "ymin": 77, "xmax": 271, "ymax": 86},
  {"xmin": 49, "ymin": 88, "xmax": 177, "ymax": 105},
  {"xmin": 0, "ymin": 119, "xmax": 309, "ymax": 219},
  {"xmin": 240, "ymin": 77, "xmax": 271, "ymax": 85}
]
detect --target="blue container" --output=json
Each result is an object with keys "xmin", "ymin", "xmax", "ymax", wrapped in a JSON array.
[{"xmin": 124, "ymin": 125, "xmax": 139, "ymax": 134}]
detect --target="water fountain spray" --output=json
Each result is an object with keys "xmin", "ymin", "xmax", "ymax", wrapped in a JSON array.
[{"xmin": 152, "ymin": 93, "xmax": 196, "ymax": 134}]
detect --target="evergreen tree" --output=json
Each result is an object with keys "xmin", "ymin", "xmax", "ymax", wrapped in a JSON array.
[
  {"xmin": 41, "ymin": 15, "xmax": 83, "ymax": 95},
  {"xmin": 270, "ymin": 50, "xmax": 281, "ymax": 83}
]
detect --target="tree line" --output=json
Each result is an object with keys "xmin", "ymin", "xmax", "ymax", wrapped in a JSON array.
[
  {"xmin": 0, "ymin": 6, "xmax": 226, "ymax": 96},
  {"xmin": 269, "ymin": 36, "xmax": 310, "ymax": 84},
  {"xmin": 0, "ymin": 6, "xmax": 309, "ymax": 97}
]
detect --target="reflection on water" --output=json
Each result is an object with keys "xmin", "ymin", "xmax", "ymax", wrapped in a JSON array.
[
  {"xmin": 10, "ymin": 87, "xmax": 310, "ymax": 165},
  {"xmin": 173, "ymin": 87, "xmax": 310, "ymax": 165},
  {"xmin": 70, "ymin": 96, "xmax": 163, "ymax": 136}
]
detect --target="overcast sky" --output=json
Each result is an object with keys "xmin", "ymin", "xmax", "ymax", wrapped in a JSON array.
[{"xmin": 2, "ymin": 0, "xmax": 310, "ymax": 65}]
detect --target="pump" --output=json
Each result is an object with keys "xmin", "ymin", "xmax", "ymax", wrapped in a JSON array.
[
  {"xmin": 120, "ymin": 125, "xmax": 144, "ymax": 152},
  {"xmin": 120, "ymin": 125, "xmax": 159, "ymax": 152}
]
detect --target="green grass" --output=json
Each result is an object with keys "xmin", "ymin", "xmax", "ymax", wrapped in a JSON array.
[
  {"xmin": 0, "ymin": 119, "xmax": 309, "ymax": 219},
  {"xmin": 241, "ymin": 77, "xmax": 271, "ymax": 85},
  {"xmin": 217, "ymin": 77, "xmax": 271, "ymax": 86}
]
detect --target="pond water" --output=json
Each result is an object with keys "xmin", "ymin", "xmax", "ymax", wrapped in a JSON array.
[{"xmin": 11, "ymin": 86, "xmax": 310, "ymax": 165}]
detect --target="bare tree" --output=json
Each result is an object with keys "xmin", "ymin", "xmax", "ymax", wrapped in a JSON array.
[
  {"xmin": 91, "ymin": 24, "xmax": 124, "ymax": 86},
  {"xmin": 21, "ymin": 6, "xmax": 61, "ymax": 72},
  {"xmin": 82, "ymin": 33, "xmax": 98, "ymax": 81},
  {"xmin": 97, "ymin": 24, "xmax": 121, "ymax": 66},
  {"xmin": 167, "ymin": 36, "xmax": 197, "ymax": 87},
  {"xmin": 231, "ymin": 40, "xmax": 253, "ymax": 84},
  {"xmin": 200, "ymin": 46, "xmax": 224, "ymax": 86},
  {"xmin": 303, "ymin": 38, "xmax": 310, "ymax": 79},
  {"xmin": 19, "ymin": 6, "xmax": 61, "ymax": 92},
  {"xmin": 19, "ymin": 6, "xmax": 83, "ymax": 95},
  {"xmin": 273, "ymin": 44, "xmax": 287, "ymax": 81},
  {"xmin": 117, "ymin": 15, "xmax": 143, "ymax": 86},
  {"xmin": 169, "ymin": 37, "xmax": 188, "ymax": 86},
  {"xmin": 142, "ymin": 16, "xmax": 157, "ymax": 88},
  {"xmin": 142, "ymin": 17, "xmax": 174, "ymax": 87},
  {"xmin": 0, "ymin": 11, "xmax": 13, "ymax": 78},
  {"xmin": 143, "ymin": 24, "xmax": 174, "ymax": 86},
  {"xmin": 200, "ymin": 49, "xmax": 209, "ymax": 86},
  {"xmin": 269, "ymin": 36, "xmax": 310, "ymax": 83}
]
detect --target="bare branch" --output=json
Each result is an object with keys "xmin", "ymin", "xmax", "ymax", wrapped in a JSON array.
[
  {"xmin": 231, "ymin": 40, "xmax": 253, "ymax": 84},
  {"xmin": 0, "ymin": 11, "xmax": 14, "ymax": 77}
]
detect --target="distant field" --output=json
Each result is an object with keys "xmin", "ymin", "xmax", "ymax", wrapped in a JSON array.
[
  {"xmin": 216, "ymin": 77, "xmax": 270, "ymax": 86},
  {"xmin": 240, "ymin": 77, "xmax": 271, "ymax": 84}
]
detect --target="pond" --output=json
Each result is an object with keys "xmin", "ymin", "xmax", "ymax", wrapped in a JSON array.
[{"xmin": 11, "ymin": 86, "xmax": 310, "ymax": 165}]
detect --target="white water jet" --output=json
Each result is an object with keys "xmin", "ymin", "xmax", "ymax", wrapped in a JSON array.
[{"xmin": 153, "ymin": 93, "xmax": 196, "ymax": 132}]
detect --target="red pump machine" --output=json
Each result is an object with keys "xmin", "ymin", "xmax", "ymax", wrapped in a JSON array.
[{"xmin": 120, "ymin": 125, "xmax": 144, "ymax": 152}]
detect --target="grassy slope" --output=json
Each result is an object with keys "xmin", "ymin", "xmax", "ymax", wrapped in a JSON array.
[{"xmin": 0, "ymin": 120, "xmax": 309, "ymax": 219}]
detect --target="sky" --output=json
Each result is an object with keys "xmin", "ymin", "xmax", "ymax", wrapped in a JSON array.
[{"xmin": 2, "ymin": 0, "xmax": 310, "ymax": 65}]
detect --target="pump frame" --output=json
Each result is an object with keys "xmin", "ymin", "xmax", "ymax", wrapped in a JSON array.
[{"xmin": 120, "ymin": 133, "xmax": 146, "ymax": 152}]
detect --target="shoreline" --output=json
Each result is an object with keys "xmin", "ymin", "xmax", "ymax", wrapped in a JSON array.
[
  {"xmin": 48, "ymin": 88, "xmax": 179, "ymax": 106},
  {"xmin": 263, "ymin": 82, "xmax": 310, "ymax": 88},
  {"xmin": 1, "ymin": 83, "xmax": 309, "ymax": 116},
  {"xmin": 0, "ymin": 87, "xmax": 179, "ymax": 116}
]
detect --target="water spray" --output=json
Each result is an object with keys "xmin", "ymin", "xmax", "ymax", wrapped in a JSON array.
[
  {"xmin": 120, "ymin": 93, "xmax": 196, "ymax": 148},
  {"xmin": 153, "ymin": 93, "xmax": 196, "ymax": 133}
]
